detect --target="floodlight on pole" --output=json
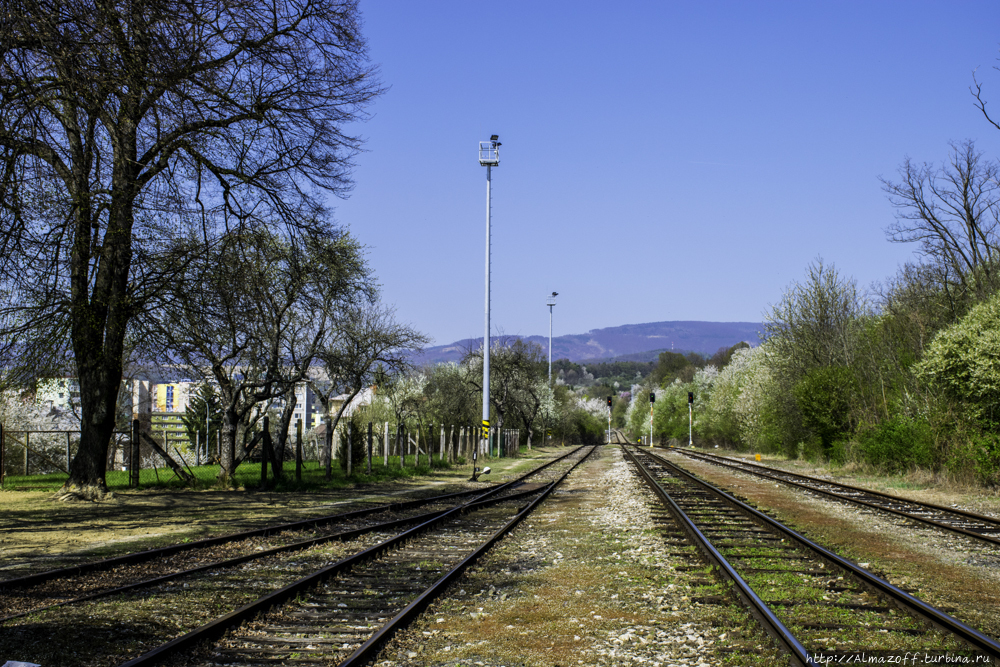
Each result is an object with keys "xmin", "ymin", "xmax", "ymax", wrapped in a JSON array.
[
  {"xmin": 546, "ymin": 292, "xmax": 557, "ymax": 385},
  {"xmin": 479, "ymin": 135, "xmax": 500, "ymax": 456}
]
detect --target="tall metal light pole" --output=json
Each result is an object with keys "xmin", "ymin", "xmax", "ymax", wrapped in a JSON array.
[
  {"xmin": 479, "ymin": 135, "xmax": 500, "ymax": 456},
  {"xmin": 546, "ymin": 292, "xmax": 558, "ymax": 385}
]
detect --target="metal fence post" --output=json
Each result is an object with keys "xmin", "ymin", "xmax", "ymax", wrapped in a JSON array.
[
  {"xmin": 130, "ymin": 419, "xmax": 140, "ymax": 488},
  {"xmin": 1, "ymin": 421, "xmax": 4, "ymax": 488},
  {"xmin": 261, "ymin": 416, "xmax": 269, "ymax": 486},
  {"xmin": 366, "ymin": 421, "xmax": 372, "ymax": 475},
  {"xmin": 324, "ymin": 415, "xmax": 333, "ymax": 481},
  {"xmin": 24, "ymin": 431, "xmax": 29, "ymax": 476},
  {"xmin": 295, "ymin": 419, "xmax": 302, "ymax": 482}
]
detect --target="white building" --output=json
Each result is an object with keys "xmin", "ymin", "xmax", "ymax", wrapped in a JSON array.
[{"xmin": 35, "ymin": 377, "xmax": 81, "ymax": 413}]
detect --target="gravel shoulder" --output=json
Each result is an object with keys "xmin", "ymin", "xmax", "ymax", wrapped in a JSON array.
[{"xmin": 710, "ymin": 449, "xmax": 1000, "ymax": 519}]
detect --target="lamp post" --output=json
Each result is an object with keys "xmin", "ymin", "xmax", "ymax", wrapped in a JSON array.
[
  {"xmin": 546, "ymin": 292, "xmax": 558, "ymax": 385},
  {"xmin": 479, "ymin": 135, "xmax": 500, "ymax": 456}
]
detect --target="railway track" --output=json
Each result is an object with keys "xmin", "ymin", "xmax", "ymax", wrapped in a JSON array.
[
  {"xmin": 1, "ymin": 447, "xmax": 595, "ymax": 666},
  {"xmin": 670, "ymin": 447, "xmax": 1000, "ymax": 548},
  {"xmin": 1, "ymin": 448, "xmax": 588, "ymax": 624},
  {"xmin": 0, "ymin": 490, "xmax": 502, "ymax": 622},
  {"xmin": 622, "ymin": 444, "xmax": 1000, "ymax": 666},
  {"xmin": 119, "ymin": 445, "xmax": 596, "ymax": 667}
]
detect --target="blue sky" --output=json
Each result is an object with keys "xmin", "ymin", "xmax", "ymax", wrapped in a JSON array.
[{"xmin": 333, "ymin": 1, "xmax": 1000, "ymax": 347}]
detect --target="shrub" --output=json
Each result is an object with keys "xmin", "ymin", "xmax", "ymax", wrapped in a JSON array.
[
  {"xmin": 916, "ymin": 291, "xmax": 1000, "ymax": 424},
  {"xmin": 946, "ymin": 432, "xmax": 1000, "ymax": 487},
  {"xmin": 793, "ymin": 366, "xmax": 856, "ymax": 458},
  {"xmin": 856, "ymin": 416, "xmax": 934, "ymax": 472},
  {"xmin": 572, "ymin": 410, "xmax": 606, "ymax": 445}
]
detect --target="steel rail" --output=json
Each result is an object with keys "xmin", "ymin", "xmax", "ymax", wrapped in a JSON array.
[
  {"xmin": 337, "ymin": 444, "xmax": 598, "ymax": 666},
  {"xmin": 644, "ymin": 446, "xmax": 1000, "ymax": 660},
  {"xmin": 621, "ymin": 445, "xmax": 818, "ymax": 666},
  {"xmin": 3, "ymin": 446, "xmax": 583, "ymax": 592},
  {"xmin": 116, "ymin": 446, "xmax": 593, "ymax": 667},
  {"xmin": 671, "ymin": 447, "xmax": 1000, "ymax": 547}
]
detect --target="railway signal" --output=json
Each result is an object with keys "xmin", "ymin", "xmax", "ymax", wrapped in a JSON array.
[
  {"xmin": 688, "ymin": 391, "xmax": 694, "ymax": 447},
  {"xmin": 649, "ymin": 391, "xmax": 655, "ymax": 447},
  {"xmin": 607, "ymin": 396, "xmax": 613, "ymax": 445}
]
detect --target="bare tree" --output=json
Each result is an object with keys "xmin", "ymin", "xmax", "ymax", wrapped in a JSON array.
[
  {"xmin": 462, "ymin": 337, "xmax": 547, "ymax": 436},
  {"xmin": 764, "ymin": 258, "xmax": 866, "ymax": 374},
  {"xmin": 307, "ymin": 304, "xmax": 427, "ymax": 464},
  {"xmin": 160, "ymin": 229, "xmax": 369, "ymax": 480},
  {"xmin": 880, "ymin": 140, "xmax": 1000, "ymax": 298},
  {"xmin": 0, "ymin": 0, "xmax": 381, "ymax": 495}
]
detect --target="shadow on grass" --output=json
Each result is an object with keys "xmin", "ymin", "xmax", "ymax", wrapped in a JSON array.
[{"xmin": 2, "ymin": 455, "xmax": 470, "ymax": 493}]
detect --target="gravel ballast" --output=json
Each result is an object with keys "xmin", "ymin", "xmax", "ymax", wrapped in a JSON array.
[{"xmin": 378, "ymin": 446, "xmax": 781, "ymax": 666}]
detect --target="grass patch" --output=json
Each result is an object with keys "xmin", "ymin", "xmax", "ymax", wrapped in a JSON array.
[{"xmin": 2, "ymin": 454, "xmax": 474, "ymax": 492}]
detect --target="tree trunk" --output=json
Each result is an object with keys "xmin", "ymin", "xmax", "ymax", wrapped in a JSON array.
[
  {"xmin": 66, "ymin": 361, "xmax": 120, "ymax": 496},
  {"xmin": 64, "ymin": 186, "xmax": 134, "ymax": 499},
  {"xmin": 220, "ymin": 408, "xmax": 238, "ymax": 480},
  {"xmin": 274, "ymin": 389, "xmax": 300, "ymax": 479}
]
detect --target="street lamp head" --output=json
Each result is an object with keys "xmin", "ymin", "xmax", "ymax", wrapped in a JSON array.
[
  {"xmin": 479, "ymin": 135, "xmax": 500, "ymax": 166},
  {"xmin": 546, "ymin": 292, "xmax": 557, "ymax": 307},
  {"xmin": 490, "ymin": 134, "xmax": 498, "ymax": 141}
]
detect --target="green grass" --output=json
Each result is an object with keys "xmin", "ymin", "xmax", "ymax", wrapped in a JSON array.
[{"xmin": 1, "ymin": 453, "xmax": 476, "ymax": 492}]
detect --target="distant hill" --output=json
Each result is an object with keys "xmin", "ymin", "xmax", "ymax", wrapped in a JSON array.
[{"xmin": 411, "ymin": 321, "xmax": 762, "ymax": 366}]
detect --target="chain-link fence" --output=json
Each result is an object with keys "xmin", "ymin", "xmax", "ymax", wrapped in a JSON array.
[{"xmin": 0, "ymin": 426, "xmax": 130, "ymax": 490}]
